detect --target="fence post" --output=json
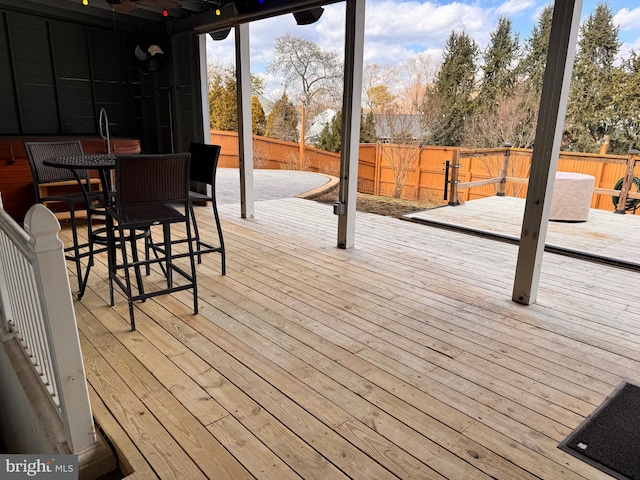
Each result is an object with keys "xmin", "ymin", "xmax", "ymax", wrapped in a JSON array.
[
  {"xmin": 614, "ymin": 149, "xmax": 639, "ymax": 214},
  {"xmin": 448, "ymin": 148, "xmax": 461, "ymax": 206},
  {"xmin": 374, "ymin": 143, "xmax": 381, "ymax": 196},
  {"xmin": 23, "ymin": 204, "xmax": 96, "ymax": 452},
  {"xmin": 413, "ymin": 148, "xmax": 421, "ymax": 200},
  {"xmin": 496, "ymin": 143, "xmax": 512, "ymax": 196}
]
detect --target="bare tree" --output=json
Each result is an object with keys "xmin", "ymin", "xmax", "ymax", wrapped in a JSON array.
[
  {"xmin": 395, "ymin": 53, "xmax": 439, "ymax": 113},
  {"xmin": 462, "ymin": 84, "xmax": 537, "ymax": 196},
  {"xmin": 267, "ymin": 34, "xmax": 343, "ymax": 142},
  {"xmin": 377, "ymin": 107, "xmax": 442, "ymax": 198},
  {"xmin": 462, "ymin": 83, "xmax": 538, "ymax": 149},
  {"xmin": 362, "ymin": 63, "xmax": 399, "ymax": 112},
  {"xmin": 374, "ymin": 67, "xmax": 446, "ymax": 199}
]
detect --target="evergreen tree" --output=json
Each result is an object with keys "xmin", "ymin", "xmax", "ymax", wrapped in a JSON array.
[
  {"xmin": 208, "ymin": 67, "xmax": 268, "ymax": 133},
  {"xmin": 216, "ymin": 74, "xmax": 239, "ymax": 131},
  {"xmin": 208, "ymin": 70, "xmax": 237, "ymax": 131},
  {"xmin": 251, "ymin": 95, "xmax": 266, "ymax": 136},
  {"xmin": 490, "ymin": 4, "xmax": 553, "ymax": 149},
  {"xmin": 265, "ymin": 92, "xmax": 299, "ymax": 142},
  {"xmin": 518, "ymin": 5, "xmax": 553, "ymax": 94},
  {"xmin": 316, "ymin": 113, "xmax": 342, "ymax": 152},
  {"xmin": 609, "ymin": 51, "xmax": 640, "ymax": 152},
  {"xmin": 315, "ymin": 111, "xmax": 378, "ymax": 152},
  {"xmin": 208, "ymin": 72, "xmax": 226, "ymax": 130},
  {"xmin": 476, "ymin": 17, "xmax": 519, "ymax": 111},
  {"xmin": 433, "ymin": 31, "xmax": 478, "ymax": 146},
  {"xmin": 360, "ymin": 112, "xmax": 378, "ymax": 143},
  {"xmin": 564, "ymin": 2, "xmax": 621, "ymax": 153}
]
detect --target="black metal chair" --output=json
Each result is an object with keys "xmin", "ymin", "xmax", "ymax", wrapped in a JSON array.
[
  {"xmin": 186, "ymin": 142, "xmax": 226, "ymax": 274},
  {"xmin": 24, "ymin": 141, "xmax": 105, "ymax": 299},
  {"xmin": 105, "ymin": 153, "xmax": 198, "ymax": 330}
]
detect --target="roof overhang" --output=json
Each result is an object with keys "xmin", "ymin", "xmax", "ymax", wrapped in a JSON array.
[
  {"xmin": 0, "ymin": 0, "xmax": 338, "ymax": 35},
  {"xmin": 171, "ymin": 0, "xmax": 338, "ymax": 35}
]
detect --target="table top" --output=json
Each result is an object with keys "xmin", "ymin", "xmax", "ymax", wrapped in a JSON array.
[
  {"xmin": 43, "ymin": 154, "xmax": 117, "ymax": 169},
  {"xmin": 555, "ymin": 171, "xmax": 595, "ymax": 181}
]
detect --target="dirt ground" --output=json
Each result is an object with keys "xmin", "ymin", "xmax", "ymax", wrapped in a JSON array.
[{"xmin": 305, "ymin": 183, "xmax": 444, "ymax": 218}]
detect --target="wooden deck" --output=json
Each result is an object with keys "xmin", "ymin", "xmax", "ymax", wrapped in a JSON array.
[
  {"xmin": 405, "ymin": 196, "xmax": 640, "ymax": 267},
  {"xmin": 64, "ymin": 196, "xmax": 640, "ymax": 479}
]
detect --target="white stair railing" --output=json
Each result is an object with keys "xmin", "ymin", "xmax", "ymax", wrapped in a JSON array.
[{"xmin": 0, "ymin": 196, "xmax": 96, "ymax": 453}]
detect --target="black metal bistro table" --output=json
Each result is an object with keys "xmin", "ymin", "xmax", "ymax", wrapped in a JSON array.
[
  {"xmin": 42, "ymin": 154, "xmax": 145, "ymax": 303},
  {"xmin": 43, "ymin": 154, "xmax": 117, "ymax": 195}
]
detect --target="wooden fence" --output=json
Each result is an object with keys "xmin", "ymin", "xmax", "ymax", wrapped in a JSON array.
[{"xmin": 210, "ymin": 130, "xmax": 640, "ymax": 215}]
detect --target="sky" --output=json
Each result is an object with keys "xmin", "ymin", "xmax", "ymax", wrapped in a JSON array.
[{"xmin": 205, "ymin": 0, "xmax": 640, "ymax": 101}]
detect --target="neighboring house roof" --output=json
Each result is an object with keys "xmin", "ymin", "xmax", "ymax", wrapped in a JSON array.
[
  {"xmin": 257, "ymin": 95, "xmax": 275, "ymax": 116},
  {"xmin": 372, "ymin": 114, "xmax": 427, "ymax": 142},
  {"xmin": 303, "ymin": 110, "xmax": 428, "ymax": 145},
  {"xmin": 305, "ymin": 108, "xmax": 337, "ymax": 145}
]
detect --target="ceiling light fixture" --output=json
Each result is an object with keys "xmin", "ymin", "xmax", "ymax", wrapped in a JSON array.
[{"xmin": 293, "ymin": 7, "xmax": 324, "ymax": 25}]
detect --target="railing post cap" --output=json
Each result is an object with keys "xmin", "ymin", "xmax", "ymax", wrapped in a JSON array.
[
  {"xmin": 23, "ymin": 204, "xmax": 62, "ymax": 252},
  {"xmin": 503, "ymin": 142, "xmax": 513, "ymax": 148},
  {"xmin": 629, "ymin": 149, "xmax": 639, "ymax": 155}
]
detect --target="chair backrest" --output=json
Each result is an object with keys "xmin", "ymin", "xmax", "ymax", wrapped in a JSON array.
[
  {"xmin": 188, "ymin": 142, "xmax": 221, "ymax": 186},
  {"xmin": 24, "ymin": 141, "xmax": 89, "ymax": 201},
  {"xmin": 115, "ymin": 153, "xmax": 191, "ymax": 207}
]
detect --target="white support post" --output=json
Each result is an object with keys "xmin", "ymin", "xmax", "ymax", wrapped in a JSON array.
[
  {"xmin": 512, "ymin": 0, "xmax": 583, "ymax": 305},
  {"xmin": 23, "ymin": 204, "xmax": 96, "ymax": 452},
  {"xmin": 198, "ymin": 34, "xmax": 214, "ymax": 199},
  {"xmin": 337, "ymin": 0, "xmax": 365, "ymax": 248},
  {"xmin": 235, "ymin": 23, "xmax": 254, "ymax": 219},
  {"xmin": 198, "ymin": 34, "xmax": 211, "ymax": 144}
]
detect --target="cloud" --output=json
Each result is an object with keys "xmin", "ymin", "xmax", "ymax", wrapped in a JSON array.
[
  {"xmin": 619, "ymin": 37, "xmax": 640, "ymax": 63},
  {"xmin": 613, "ymin": 7, "xmax": 640, "ymax": 32},
  {"xmin": 206, "ymin": 0, "xmax": 541, "ymax": 95},
  {"xmin": 495, "ymin": 0, "xmax": 536, "ymax": 16}
]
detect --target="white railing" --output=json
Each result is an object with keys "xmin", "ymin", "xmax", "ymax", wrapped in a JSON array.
[{"xmin": 0, "ymin": 196, "xmax": 96, "ymax": 453}]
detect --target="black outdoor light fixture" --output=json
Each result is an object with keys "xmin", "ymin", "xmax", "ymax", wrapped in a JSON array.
[
  {"xmin": 293, "ymin": 7, "xmax": 324, "ymax": 25},
  {"xmin": 207, "ymin": 0, "xmax": 323, "ymax": 40},
  {"xmin": 227, "ymin": 0, "xmax": 324, "ymax": 24},
  {"xmin": 209, "ymin": 28, "xmax": 232, "ymax": 40}
]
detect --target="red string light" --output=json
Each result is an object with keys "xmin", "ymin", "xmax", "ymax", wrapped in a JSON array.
[{"xmin": 162, "ymin": 9, "xmax": 169, "ymax": 17}]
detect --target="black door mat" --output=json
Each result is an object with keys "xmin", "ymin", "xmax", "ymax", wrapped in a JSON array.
[{"xmin": 559, "ymin": 382, "xmax": 640, "ymax": 480}]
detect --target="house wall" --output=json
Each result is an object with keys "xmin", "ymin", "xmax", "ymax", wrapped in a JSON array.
[
  {"xmin": 0, "ymin": 5, "xmax": 205, "ymax": 156},
  {"xmin": 0, "ymin": 8, "xmax": 131, "ymax": 138},
  {"xmin": 125, "ymin": 26, "xmax": 205, "ymax": 154}
]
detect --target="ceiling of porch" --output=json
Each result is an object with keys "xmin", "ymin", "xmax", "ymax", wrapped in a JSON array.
[{"xmin": 3, "ymin": 0, "xmax": 336, "ymax": 34}]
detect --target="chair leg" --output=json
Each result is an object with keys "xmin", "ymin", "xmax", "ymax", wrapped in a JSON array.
[
  {"xmin": 211, "ymin": 200, "xmax": 226, "ymax": 275},
  {"xmin": 146, "ymin": 229, "xmax": 169, "ymax": 278},
  {"xmin": 128, "ymin": 229, "xmax": 145, "ymax": 300},
  {"xmin": 144, "ymin": 228, "xmax": 151, "ymax": 276},
  {"xmin": 185, "ymin": 216, "xmax": 198, "ymax": 315},
  {"xmin": 67, "ymin": 204, "xmax": 85, "ymax": 297},
  {"xmin": 77, "ymin": 216, "xmax": 93, "ymax": 300},
  {"xmin": 188, "ymin": 204, "xmax": 203, "ymax": 264},
  {"xmin": 107, "ymin": 217, "xmax": 115, "ymax": 307},
  {"xmin": 115, "ymin": 224, "xmax": 136, "ymax": 330},
  {"xmin": 163, "ymin": 224, "xmax": 173, "ymax": 288}
]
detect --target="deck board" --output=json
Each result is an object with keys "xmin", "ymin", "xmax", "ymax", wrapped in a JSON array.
[{"xmin": 59, "ymin": 196, "xmax": 640, "ymax": 479}]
